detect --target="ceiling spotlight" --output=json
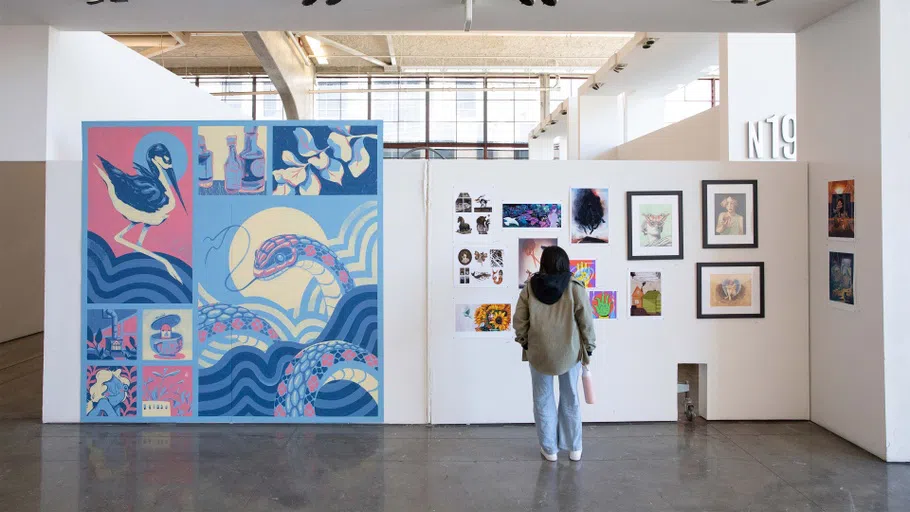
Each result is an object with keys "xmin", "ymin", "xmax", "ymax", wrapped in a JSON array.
[
  {"xmin": 755, "ymin": 0, "xmax": 775, "ymax": 5},
  {"xmin": 326, "ymin": 0, "xmax": 343, "ymax": 4},
  {"xmin": 541, "ymin": 0, "xmax": 558, "ymax": 5},
  {"xmin": 590, "ymin": 82, "xmax": 604, "ymax": 91},
  {"xmin": 520, "ymin": 0, "xmax": 534, "ymax": 5},
  {"xmin": 87, "ymin": 0, "xmax": 128, "ymax": 4},
  {"xmin": 612, "ymin": 63, "xmax": 627, "ymax": 73},
  {"xmin": 303, "ymin": 0, "xmax": 342, "ymax": 5},
  {"xmin": 302, "ymin": 0, "xmax": 318, "ymax": 4},
  {"xmin": 642, "ymin": 38, "xmax": 658, "ymax": 49}
]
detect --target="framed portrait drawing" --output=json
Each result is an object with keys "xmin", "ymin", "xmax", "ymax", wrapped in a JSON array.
[
  {"xmin": 696, "ymin": 262, "xmax": 765, "ymax": 319},
  {"xmin": 702, "ymin": 180, "xmax": 758, "ymax": 249},
  {"xmin": 626, "ymin": 191, "xmax": 684, "ymax": 260}
]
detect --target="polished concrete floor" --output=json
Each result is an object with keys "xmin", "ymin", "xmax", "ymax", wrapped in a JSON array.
[{"xmin": 2, "ymin": 336, "xmax": 909, "ymax": 511}]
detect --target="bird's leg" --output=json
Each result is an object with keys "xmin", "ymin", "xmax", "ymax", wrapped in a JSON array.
[{"xmin": 115, "ymin": 223, "xmax": 183, "ymax": 284}]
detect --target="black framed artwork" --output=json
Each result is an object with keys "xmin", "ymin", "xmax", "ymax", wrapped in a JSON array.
[
  {"xmin": 702, "ymin": 180, "xmax": 758, "ymax": 249},
  {"xmin": 696, "ymin": 262, "xmax": 765, "ymax": 319},
  {"xmin": 626, "ymin": 191, "xmax": 684, "ymax": 260}
]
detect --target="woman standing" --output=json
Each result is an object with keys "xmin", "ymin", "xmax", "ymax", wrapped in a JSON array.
[{"xmin": 514, "ymin": 246, "xmax": 596, "ymax": 462}]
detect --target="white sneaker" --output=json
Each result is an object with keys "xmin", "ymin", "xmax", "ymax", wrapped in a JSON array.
[
  {"xmin": 569, "ymin": 450, "xmax": 582, "ymax": 461},
  {"xmin": 540, "ymin": 447, "xmax": 557, "ymax": 462}
]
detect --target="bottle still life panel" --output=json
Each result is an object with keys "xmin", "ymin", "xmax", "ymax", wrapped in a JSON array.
[
  {"xmin": 197, "ymin": 125, "xmax": 267, "ymax": 195},
  {"xmin": 455, "ymin": 304, "xmax": 512, "ymax": 335},
  {"xmin": 85, "ymin": 125, "xmax": 194, "ymax": 303}
]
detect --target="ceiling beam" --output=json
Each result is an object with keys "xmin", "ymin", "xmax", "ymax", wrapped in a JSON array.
[
  {"xmin": 386, "ymin": 35, "xmax": 397, "ymax": 66},
  {"xmin": 307, "ymin": 34, "xmax": 389, "ymax": 68}
]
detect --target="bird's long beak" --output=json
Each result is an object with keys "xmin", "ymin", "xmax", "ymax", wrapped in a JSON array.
[{"xmin": 166, "ymin": 168, "xmax": 187, "ymax": 213}]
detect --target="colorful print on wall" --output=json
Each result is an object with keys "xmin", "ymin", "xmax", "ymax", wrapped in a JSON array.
[
  {"xmin": 271, "ymin": 125, "xmax": 378, "ymax": 196},
  {"xmin": 570, "ymin": 188, "xmax": 609, "ymax": 244},
  {"xmin": 142, "ymin": 366, "xmax": 194, "ymax": 417},
  {"xmin": 570, "ymin": 260, "xmax": 596, "ymax": 288},
  {"xmin": 629, "ymin": 271, "xmax": 662, "ymax": 318},
  {"xmin": 197, "ymin": 125, "xmax": 267, "ymax": 195},
  {"xmin": 829, "ymin": 251, "xmax": 855, "ymax": 308},
  {"xmin": 518, "ymin": 238, "xmax": 558, "ymax": 288},
  {"xmin": 455, "ymin": 304, "xmax": 513, "ymax": 335},
  {"xmin": 86, "ymin": 125, "xmax": 194, "ymax": 303},
  {"xmin": 455, "ymin": 246, "xmax": 506, "ymax": 287},
  {"xmin": 86, "ymin": 308, "xmax": 138, "ymax": 361},
  {"xmin": 454, "ymin": 190, "xmax": 495, "ymax": 237},
  {"xmin": 589, "ymin": 291, "xmax": 617, "ymax": 320},
  {"xmin": 142, "ymin": 309, "xmax": 192, "ymax": 361},
  {"xmin": 828, "ymin": 180, "xmax": 855, "ymax": 240},
  {"xmin": 502, "ymin": 203, "xmax": 562, "ymax": 229},
  {"xmin": 626, "ymin": 191, "xmax": 684, "ymax": 260},
  {"xmin": 696, "ymin": 262, "xmax": 765, "ymax": 319},
  {"xmin": 82, "ymin": 121, "xmax": 384, "ymax": 424},
  {"xmin": 85, "ymin": 366, "xmax": 137, "ymax": 418}
]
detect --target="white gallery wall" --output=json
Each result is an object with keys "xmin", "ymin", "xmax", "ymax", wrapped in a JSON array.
[
  {"xmin": 608, "ymin": 107, "xmax": 721, "ymax": 161},
  {"xmin": 797, "ymin": 0, "xmax": 887, "ymax": 460},
  {"xmin": 427, "ymin": 160, "xmax": 808, "ymax": 424}
]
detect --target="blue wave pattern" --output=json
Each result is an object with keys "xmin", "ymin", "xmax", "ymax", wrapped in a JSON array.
[
  {"xmin": 198, "ymin": 285, "xmax": 378, "ymax": 417},
  {"xmin": 86, "ymin": 232, "xmax": 192, "ymax": 304}
]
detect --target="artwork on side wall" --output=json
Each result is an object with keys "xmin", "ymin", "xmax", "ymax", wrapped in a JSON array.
[
  {"xmin": 454, "ymin": 190, "xmax": 495, "ymax": 237},
  {"xmin": 702, "ymin": 180, "xmax": 758, "ymax": 249},
  {"xmin": 85, "ymin": 366, "xmax": 137, "ymax": 418},
  {"xmin": 83, "ymin": 121, "xmax": 384, "ymax": 424},
  {"xmin": 142, "ymin": 366, "xmax": 194, "ymax": 417},
  {"xmin": 589, "ymin": 291, "xmax": 618, "ymax": 320},
  {"xmin": 629, "ymin": 271, "xmax": 662, "ymax": 318},
  {"xmin": 455, "ymin": 304, "xmax": 513, "ymax": 335},
  {"xmin": 828, "ymin": 180, "xmax": 855, "ymax": 240},
  {"xmin": 197, "ymin": 125, "xmax": 267, "ymax": 195},
  {"xmin": 270, "ymin": 125, "xmax": 379, "ymax": 195},
  {"xmin": 86, "ymin": 309, "xmax": 138, "ymax": 361},
  {"xmin": 570, "ymin": 260, "xmax": 596, "ymax": 288},
  {"xmin": 85, "ymin": 125, "xmax": 194, "ymax": 303},
  {"xmin": 570, "ymin": 188, "xmax": 609, "ymax": 244},
  {"xmin": 696, "ymin": 262, "xmax": 765, "ymax": 319},
  {"xmin": 502, "ymin": 203, "xmax": 562, "ymax": 228},
  {"xmin": 518, "ymin": 238, "xmax": 558, "ymax": 288},
  {"xmin": 829, "ymin": 251, "xmax": 855, "ymax": 308},
  {"xmin": 626, "ymin": 191, "xmax": 684, "ymax": 260},
  {"xmin": 454, "ymin": 246, "xmax": 507, "ymax": 287}
]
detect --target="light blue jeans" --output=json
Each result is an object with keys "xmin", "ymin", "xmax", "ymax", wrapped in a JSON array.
[{"xmin": 530, "ymin": 362, "xmax": 582, "ymax": 454}]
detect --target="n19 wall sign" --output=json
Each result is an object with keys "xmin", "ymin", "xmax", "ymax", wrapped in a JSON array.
[{"xmin": 747, "ymin": 114, "xmax": 796, "ymax": 160}]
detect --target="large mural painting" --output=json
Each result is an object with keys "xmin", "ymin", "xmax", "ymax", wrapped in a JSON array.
[{"xmin": 82, "ymin": 122, "xmax": 383, "ymax": 423}]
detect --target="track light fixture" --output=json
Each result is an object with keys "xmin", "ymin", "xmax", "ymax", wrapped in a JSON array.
[
  {"xmin": 519, "ymin": 0, "xmax": 534, "ymax": 5},
  {"xmin": 87, "ymin": 0, "xmax": 128, "ymax": 4},
  {"xmin": 303, "ymin": 0, "xmax": 342, "ymax": 5},
  {"xmin": 590, "ymin": 82, "xmax": 604, "ymax": 91},
  {"xmin": 727, "ymin": 0, "xmax": 775, "ymax": 5},
  {"xmin": 612, "ymin": 63, "xmax": 627, "ymax": 73},
  {"xmin": 519, "ymin": 0, "xmax": 557, "ymax": 5}
]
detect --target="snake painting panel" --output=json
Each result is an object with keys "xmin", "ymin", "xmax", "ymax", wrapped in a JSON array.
[{"xmin": 82, "ymin": 121, "xmax": 383, "ymax": 423}]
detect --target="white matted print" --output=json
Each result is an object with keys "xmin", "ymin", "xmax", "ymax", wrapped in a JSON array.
[
  {"xmin": 455, "ymin": 304, "xmax": 513, "ymax": 336},
  {"xmin": 518, "ymin": 238, "xmax": 558, "ymax": 288},
  {"xmin": 696, "ymin": 262, "xmax": 765, "ymax": 319},
  {"xmin": 702, "ymin": 180, "xmax": 758, "ymax": 249},
  {"xmin": 454, "ymin": 189, "xmax": 495, "ymax": 238},
  {"xmin": 626, "ymin": 192, "xmax": 683, "ymax": 260},
  {"xmin": 454, "ymin": 246, "xmax": 506, "ymax": 288}
]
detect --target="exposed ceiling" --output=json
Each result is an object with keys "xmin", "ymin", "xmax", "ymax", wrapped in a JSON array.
[
  {"xmin": 113, "ymin": 31, "xmax": 631, "ymax": 76},
  {"xmin": 1, "ymin": 0, "xmax": 855, "ymax": 33}
]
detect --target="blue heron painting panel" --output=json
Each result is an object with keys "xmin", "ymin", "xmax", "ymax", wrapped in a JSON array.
[{"xmin": 86, "ymin": 126, "xmax": 193, "ymax": 304}]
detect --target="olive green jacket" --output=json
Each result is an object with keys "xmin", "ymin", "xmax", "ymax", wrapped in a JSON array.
[{"xmin": 513, "ymin": 279, "xmax": 597, "ymax": 376}]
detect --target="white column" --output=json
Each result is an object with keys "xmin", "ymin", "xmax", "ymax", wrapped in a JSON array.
[
  {"xmin": 0, "ymin": 26, "xmax": 51, "ymax": 161},
  {"xmin": 722, "ymin": 33, "xmax": 796, "ymax": 161},
  {"xmin": 576, "ymin": 95, "xmax": 623, "ymax": 160}
]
